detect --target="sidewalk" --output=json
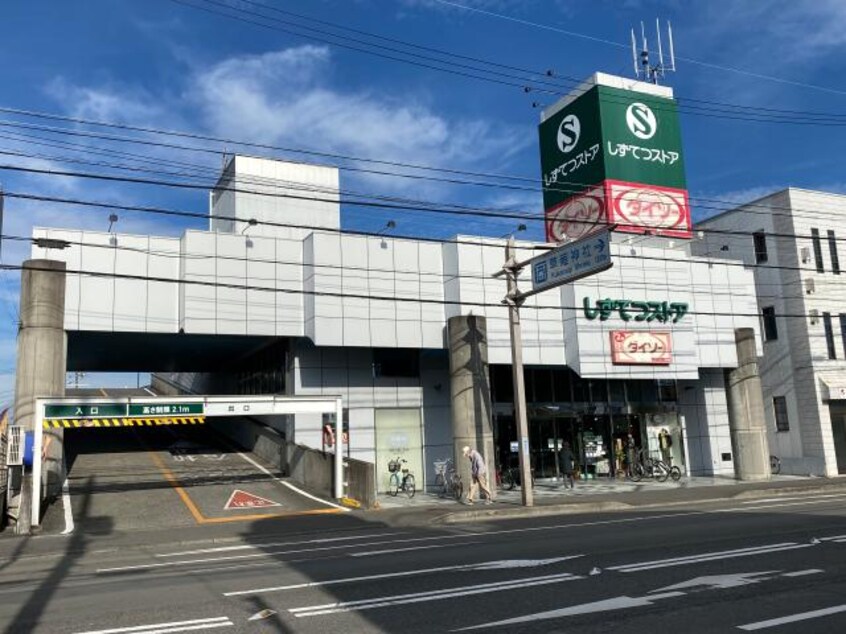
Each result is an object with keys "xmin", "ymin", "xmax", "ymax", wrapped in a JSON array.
[{"xmin": 372, "ymin": 474, "xmax": 846, "ymax": 525}]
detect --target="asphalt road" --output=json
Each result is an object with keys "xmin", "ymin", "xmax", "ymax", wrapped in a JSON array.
[{"xmin": 2, "ymin": 488, "xmax": 846, "ymax": 633}]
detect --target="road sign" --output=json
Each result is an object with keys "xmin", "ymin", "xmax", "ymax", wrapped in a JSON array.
[
  {"xmin": 528, "ymin": 229, "xmax": 612, "ymax": 296},
  {"xmin": 44, "ymin": 403, "xmax": 127, "ymax": 418},
  {"xmin": 128, "ymin": 403, "xmax": 205, "ymax": 417},
  {"xmin": 224, "ymin": 489, "xmax": 281, "ymax": 510}
]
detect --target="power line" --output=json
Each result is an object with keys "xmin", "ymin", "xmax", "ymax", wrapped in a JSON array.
[
  {"xmin": 433, "ymin": 0, "xmax": 846, "ymax": 98},
  {"xmin": 0, "ymin": 260, "xmax": 803, "ymax": 320},
  {"xmin": 3, "ymin": 108, "xmax": 846, "ymax": 229}
]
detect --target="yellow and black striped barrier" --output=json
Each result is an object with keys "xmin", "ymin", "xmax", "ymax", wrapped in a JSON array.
[{"xmin": 43, "ymin": 416, "xmax": 206, "ymax": 429}]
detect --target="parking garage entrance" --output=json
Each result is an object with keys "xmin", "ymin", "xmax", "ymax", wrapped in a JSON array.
[{"xmin": 30, "ymin": 393, "xmax": 346, "ymax": 531}]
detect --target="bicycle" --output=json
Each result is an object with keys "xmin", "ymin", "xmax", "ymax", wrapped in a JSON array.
[
  {"xmin": 434, "ymin": 458, "xmax": 463, "ymax": 501},
  {"xmin": 627, "ymin": 451, "xmax": 680, "ymax": 483},
  {"xmin": 496, "ymin": 465, "xmax": 535, "ymax": 490},
  {"xmin": 770, "ymin": 455, "xmax": 781, "ymax": 475},
  {"xmin": 387, "ymin": 457, "xmax": 416, "ymax": 498}
]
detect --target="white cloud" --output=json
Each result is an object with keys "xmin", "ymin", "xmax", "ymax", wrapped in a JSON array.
[{"xmin": 187, "ymin": 45, "xmax": 531, "ymax": 197}]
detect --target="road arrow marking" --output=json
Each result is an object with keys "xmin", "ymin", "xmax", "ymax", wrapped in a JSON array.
[
  {"xmin": 454, "ymin": 592, "xmax": 685, "ymax": 631},
  {"xmin": 225, "ymin": 556, "xmax": 583, "ymax": 596},
  {"xmin": 649, "ymin": 571, "xmax": 778, "ymax": 593}
]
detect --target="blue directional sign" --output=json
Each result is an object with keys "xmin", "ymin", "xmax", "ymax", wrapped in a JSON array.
[{"xmin": 530, "ymin": 229, "xmax": 613, "ymax": 294}]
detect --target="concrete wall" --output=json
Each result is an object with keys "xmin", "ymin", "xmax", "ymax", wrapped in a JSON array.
[
  {"xmin": 677, "ymin": 369, "xmax": 735, "ymax": 477},
  {"xmin": 697, "ymin": 188, "xmax": 846, "ymax": 476}
]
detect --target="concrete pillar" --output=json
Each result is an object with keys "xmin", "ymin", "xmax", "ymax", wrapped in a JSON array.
[
  {"xmin": 725, "ymin": 328, "xmax": 770, "ymax": 481},
  {"xmin": 448, "ymin": 315, "xmax": 495, "ymax": 497},
  {"xmin": 12, "ymin": 260, "xmax": 67, "ymax": 530}
]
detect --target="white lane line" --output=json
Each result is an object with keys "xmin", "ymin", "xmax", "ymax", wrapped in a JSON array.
[
  {"xmin": 290, "ymin": 573, "xmax": 581, "ymax": 617},
  {"xmin": 350, "ymin": 542, "xmax": 479, "ymax": 557},
  {"xmin": 608, "ymin": 543, "xmax": 798, "ymax": 571},
  {"xmin": 782, "ymin": 569, "xmax": 824, "ymax": 577},
  {"xmin": 72, "ymin": 616, "xmax": 233, "ymax": 634},
  {"xmin": 738, "ymin": 604, "xmax": 846, "ymax": 630},
  {"xmin": 97, "ymin": 535, "xmax": 481, "ymax": 573},
  {"xmin": 610, "ymin": 543, "xmax": 815, "ymax": 573},
  {"xmin": 222, "ymin": 555, "xmax": 583, "ymax": 597},
  {"xmin": 741, "ymin": 494, "xmax": 846, "ymax": 505},
  {"xmin": 733, "ymin": 498, "xmax": 846, "ymax": 512},
  {"xmin": 819, "ymin": 534, "xmax": 846, "ymax": 542},
  {"xmin": 157, "ymin": 532, "xmax": 403, "ymax": 557},
  {"xmin": 234, "ymin": 451, "xmax": 349, "ymax": 511},
  {"xmin": 60, "ymin": 475, "xmax": 74, "ymax": 535}
]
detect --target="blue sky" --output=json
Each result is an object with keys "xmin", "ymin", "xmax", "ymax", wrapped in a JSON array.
[{"xmin": 1, "ymin": 0, "xmax": 845, "ymax": 398}]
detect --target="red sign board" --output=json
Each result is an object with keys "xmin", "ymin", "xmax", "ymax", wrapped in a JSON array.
[
  {"xmin": 224, "ymin": 489, "xmax": 281, "ymax": 510},
  {"xmin": 545, "ymin": 180, "xmax": 691, "ymax": 242},
  {"xmin": 610, "ymin": 330, "xmax": 672, "ymax": 365}
]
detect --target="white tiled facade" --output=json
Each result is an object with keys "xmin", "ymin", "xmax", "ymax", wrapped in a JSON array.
[
  {"xmin": 695, "ymin": 188, "xmax": 846, "ymax": 476},
  {"xmin": 33, "ymin": 156, "xmax": 764, "ymax": 479}
]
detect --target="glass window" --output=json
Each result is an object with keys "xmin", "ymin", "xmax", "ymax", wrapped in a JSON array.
[
  {"xmin": 551, "ymin": 369, "xmax": 572, "ymax": 403},
  {"xmin": 658, "ymin": 380, "xmax": 677, "ymax": 402},
  {"xmin": 490, "ymin": 365, "xmax": 513, "ymax": 403},
  {"xmin": 590, "ymin": 380, "xmax": 608, "ymax": 403},
  {"xmin": 753, "ymin": 232, "xmax": 768, "ymax": 263},
  {"xmin": 773, "ymin": 396, "xmax": 789, "ymax": 432},
  {"xmin": 533, "ymin": 368, "xmax": 554, "ymax": 402},
  {"xmin": 373, "ymin": 348, "xmax": 420, "ymax": 378},
  {"xmin": 828, "ymin": 230, "xmax": 841, "ymax": 275},
  {"xmin": 762, "ymin": 306, "xmax": 778, "ymax": 342},
  {"xmin": 824, "ymin": 312, "xmax": 837, "ymax": 360},
  {"xmin": 812, "ymin": 228, "xmax": 825, "ymax": 273}
]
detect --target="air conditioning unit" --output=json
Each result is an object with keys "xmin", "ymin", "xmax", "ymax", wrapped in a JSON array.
[
  {"xmin": 806, "ymin": 278, "xmax": 816, "ymax": 294},
  {"xmin": 801, "ymin": 247, "xmax": 811, "ymax": 263},
  {"xmin": 6, "ymin": 426, "xmax": 24, "ymax": 466}
]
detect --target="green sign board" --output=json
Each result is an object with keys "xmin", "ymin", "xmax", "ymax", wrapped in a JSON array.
[
  {"xmin": 45, "ymin": 403, "xmax": 127, "ymax": 418},
  {"xmin": 539, "ymin": 82, "xmax": 691, "ymax": 242},
  {"xmin": 583, "ymin": 297, "xmax": 689, "ymax": 323},
  {"xmin": 128, "ymin": 403, "xmax": 204, "ymax": 417}
]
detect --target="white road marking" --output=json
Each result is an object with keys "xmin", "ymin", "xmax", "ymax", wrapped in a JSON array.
[
  {"xmin": 234, "ymin": 450, "xmax": 349, "ymax": 511},
  {"xmin": 733, "ymin": 498, "xmax": 846, "ymax": 512},
  {"xmin": 609, "ymin": 543, "xmax": 815, "ymax": 573},
  {"xmin": 649, "ymin": 571, "xmax": 777, "ymax": 593},
  {"xmin": 738, "ymin": 604, "xmax": 846, "ymax": 630},
  {"xmin": 290, "ymin": 573, "xmax": 582, "ymax": 617},
  {"xmin": 98, "ymin": 536, "xmax": 482, "ymax": 573},
  {"xmin": 222, "ymin": 555, "xmax": 583, "ymax": 597},
  {"xmin": 782, "ymin": 568, "xmax": 824, "ymax": 577},
  {"xmin": 453, "ymin": 592, "xmax": 686, "ymax": 631},
  {"xmin": 741, "ymin": 494, "xmax": 846, "ymax": 505},
  {"xmin": 72, "ymin": 616, "xmax": 233, "ymax": 634},
  {"xmin": 350, "ymin": 542, "xmax": 479, "ymax": 557},
  {"xmin": 61, "ymin": 475, "xmax": 74, "ymax": 535},
  {"xmin": 819, "ymin": 534, "xmax": 846, "ymax": 542},
  {"xmin": 157, "ymin": 532, "xmax": 403, "ymax": 557}
]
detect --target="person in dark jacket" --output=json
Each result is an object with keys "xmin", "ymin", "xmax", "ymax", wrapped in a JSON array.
[{"xmin": 559, "ymin": 441, "xmax": 576, "ymax": 489}]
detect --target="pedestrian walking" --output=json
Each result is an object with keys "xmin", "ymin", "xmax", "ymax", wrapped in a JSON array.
[
  {"xmin": 463, "ymin": 445, "xmax": 493, "ymax": 505},
  {"xmin": 559, "ymin": 441, "xmax": 576, "ymax": 489}
]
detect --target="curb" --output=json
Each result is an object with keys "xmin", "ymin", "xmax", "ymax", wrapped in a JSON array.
[{"xmin": 433, "ymin": 479, "xmax": 846, "ymax": 524}]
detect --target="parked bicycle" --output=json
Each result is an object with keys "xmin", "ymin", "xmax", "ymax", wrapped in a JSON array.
[
  {"xmin": 627, "ymin": 451, "xmax": 681, "ymax": 483},
  {"xmin": 433, "ymin": 458, "xmax": 463, "ymax": 501},
  {"xmin": 770, "ymin": 455, "xmax": 781, "ymax": 475},
  {"xmin": 496, "ymin": 464, "xmax": 535, "ymax": 490},
  {"xmin": 387, "ymin": 457, "xmax": 416, "ymax": 498}
]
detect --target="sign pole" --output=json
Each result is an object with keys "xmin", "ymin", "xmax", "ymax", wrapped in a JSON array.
[
  {"xmin": 505, "ymin": 238, "xmax": 533, "ymax": 507},
  {"xmin": 31, "ymin": 399, "xmax": 44, "ymax": 529}
]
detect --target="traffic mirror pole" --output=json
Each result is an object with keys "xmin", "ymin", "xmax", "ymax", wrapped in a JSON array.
[{"xmin": 504, "ymin": 238, "xmax": 533, "ymax": 507}]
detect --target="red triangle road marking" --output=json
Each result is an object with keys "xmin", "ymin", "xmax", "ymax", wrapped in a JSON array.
[{"xmin": 224, "ymin": 489, "xmax": 282, "ymax": 510}]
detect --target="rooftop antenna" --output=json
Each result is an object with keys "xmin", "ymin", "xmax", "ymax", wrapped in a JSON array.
[{"xmin": 631, "ymin": 19, "xmax": 676, "ymax": 84}]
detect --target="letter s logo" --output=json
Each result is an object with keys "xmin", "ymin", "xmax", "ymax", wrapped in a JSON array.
[
  {"xmin": 625, "ymin": 102, "xmax": 657, "ymax": 140},
  {"xmin": 557, "ymin": 114, "xmax": 581, "ymax": 153}
]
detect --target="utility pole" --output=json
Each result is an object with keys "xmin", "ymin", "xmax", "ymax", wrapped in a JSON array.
[{"xmin": 503, "ymin": 237, "xmax": 533, "ymax": 507}]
